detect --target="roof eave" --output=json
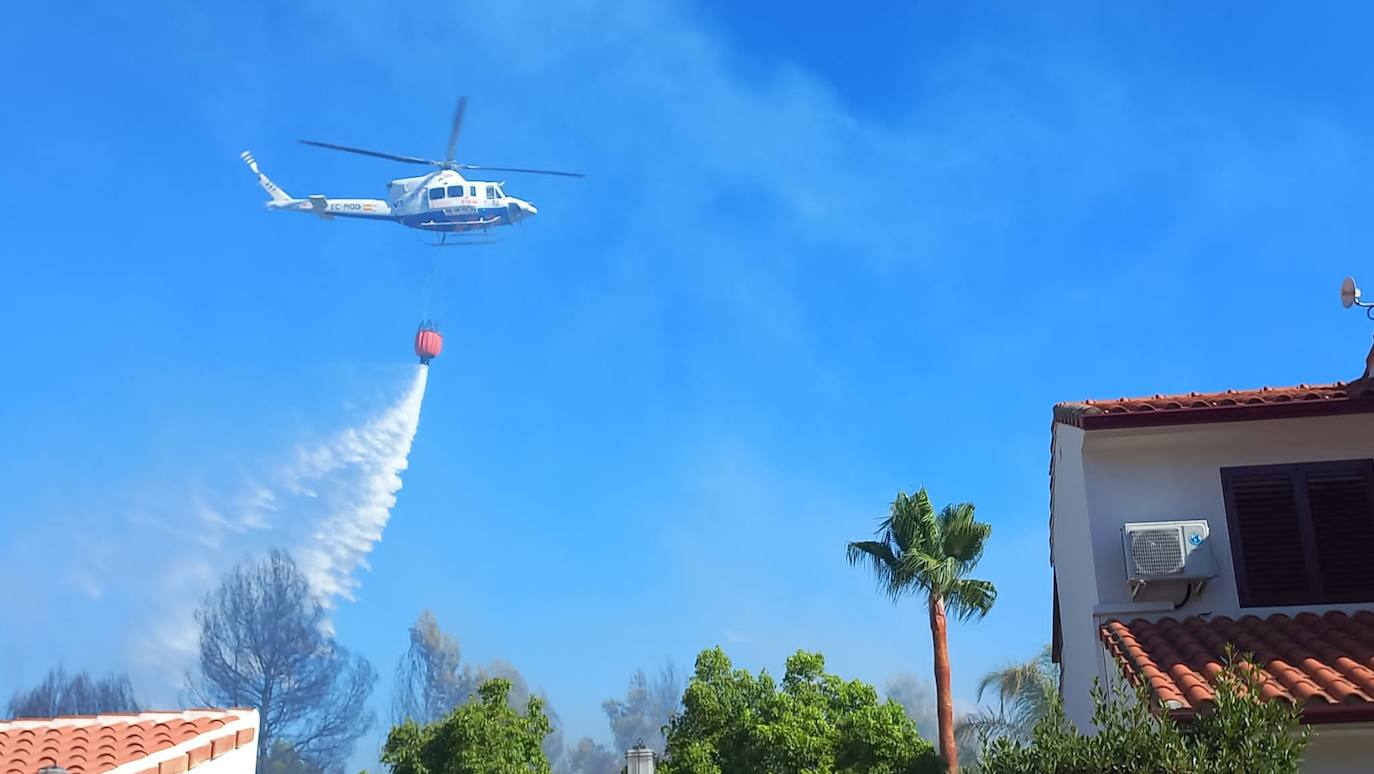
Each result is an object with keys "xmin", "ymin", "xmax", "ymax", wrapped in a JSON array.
[
  {"xmin": 1166, "ymin": 702, "xmax": 1374, "ymax": 725},
  {"xmin": 1056, "ymin": 398, "xmax": 1374, "ymax": 431}
]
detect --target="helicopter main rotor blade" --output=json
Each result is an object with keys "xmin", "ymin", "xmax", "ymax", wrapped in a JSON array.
[
  {"xmin": 445, "ymin": 97, "xmax": 467, "ymax": 164},
  {"xmin": 459, "ymin": 163, "xmax": 586, "ymax": 178},
  {"xmin": 299, "ymin": 140, "xmax": 437, "ymax": 166}
]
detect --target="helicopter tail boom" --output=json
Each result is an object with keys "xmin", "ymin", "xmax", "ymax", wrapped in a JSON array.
[{"xmin": 240, "ymin": 150, "xmax": 295, "ymax": 204}]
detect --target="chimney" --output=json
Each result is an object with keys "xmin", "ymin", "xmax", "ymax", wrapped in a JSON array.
[{"xmin": 625, "ymin": 740, "xmax": 655, "ymax": 774}]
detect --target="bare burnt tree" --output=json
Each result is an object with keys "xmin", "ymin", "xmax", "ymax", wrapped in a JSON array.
[
  {"xmin": 258, "ymin": 741, "xmax": 325, "ymax": 774},
  {"xmin": 391, "ymin": 610, "xmax": 466, "ymax": 725},
  {"xmin": 188, "ymin": 549, "xmax": 375, "ymax": 773},
  {"xmin": 7, "ymin": 666, "xmax": 141, "ymax": 718},
  {"xmin": 391, "ymin": 612, "xmax": 566, "ymax": 767}
]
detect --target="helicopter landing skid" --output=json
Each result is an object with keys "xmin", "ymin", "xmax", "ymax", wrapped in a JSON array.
[{"xmin": 429, "ymin": 231, "xmax": 499, "ymax": 247}]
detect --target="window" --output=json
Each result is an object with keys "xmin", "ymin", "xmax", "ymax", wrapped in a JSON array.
[
  {"xmin": 429, "ymin": 187, "xmax": 445, "ymax": 200},
  {"xmin": 486, "ymin": 185, "xmax": 497, "ymax": 199},
  {"xmin": 1221, "ymin": 459, "xmax": 1374, "ymax": 606},
  {"xmin": 447, "ymin": 185, "xmax": 464, "ymax": 198},
  {"xmin": 469, "ymin": 186, "xmax": 477, "ymax": 196}
]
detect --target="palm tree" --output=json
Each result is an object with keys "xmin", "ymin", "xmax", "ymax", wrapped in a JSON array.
[
  {"xmin": 847, "ymin": 488, "xmax": 997, "ymax": 774},
  {"xmin": 956, "ymin": 645, "xmax": 1059, "ymax": 755}
]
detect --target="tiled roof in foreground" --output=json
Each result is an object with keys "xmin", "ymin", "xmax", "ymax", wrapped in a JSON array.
[
  {"xmin": 0, "ymin": 710, "xmax": 255, "ymax": 774},
  {"xmin": 1053, "ymin": 382, "xmax": 1374, "ymax": 430},
  {"xmin": 1100, "ymin": 612, "xmax": 1374, "ymax": 723}
]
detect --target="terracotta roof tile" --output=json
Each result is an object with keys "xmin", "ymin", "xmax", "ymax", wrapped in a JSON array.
[
  {"xmin": 1053, "ymin": 382, "xmax": 1374, "ymax": 430},
  {"xmin": 1101, "ymin": 611, "xmax": 1374, "ymax": 722},
  {"xmin": 0, "ymin": 711, "xmax": 251, "ymax": 774}
]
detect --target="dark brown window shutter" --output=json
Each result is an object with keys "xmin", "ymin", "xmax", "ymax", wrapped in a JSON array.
[
  {"xmin": 1222, "ymin": 468, "xmax": 1309, "ymax": 605},
  {"xmin": 1223, "ymin": 460, "xmax": 1374, "ymax": 606},
  {"xmin": 1304, "ymin": 461, "xmax": 1374, "ymax": 600}
]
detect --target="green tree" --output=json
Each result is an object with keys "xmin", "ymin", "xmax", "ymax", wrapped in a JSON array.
[
  {"xmin": 383, "ymin": 678, "xmax": 553, "ymax": 774},
  {"xmin": 957, "ymin": 645, "xmax": 1059, "ymax": 752},
  {"xmin": 847, "ymin": 488, "xmax": 997, "ymax": 773},
  {"xmin": 659, "ymin": 647, "xmax": 940, "ymax": 774},
  {"xmin": 980, "ymin": 648, "xmax": 1309, "ymax": 774}
]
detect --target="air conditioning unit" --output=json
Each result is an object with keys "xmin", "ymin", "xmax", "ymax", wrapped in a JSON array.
[{"xmin": 1121, "ymin": 520, "xmax": 1215, "ymax": 583}]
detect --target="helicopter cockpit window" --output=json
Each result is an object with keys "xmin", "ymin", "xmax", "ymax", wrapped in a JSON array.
[
  {"xmin": 429, "ymin": 187, "xmax": 444, "ymax": 200},
  {"xmin": 485, "ymin": 185, "xmax": 497, "ymax": 199},
  {"xmin": 447, "ymin": 185, "xmax": 464, "ymax": 198}
]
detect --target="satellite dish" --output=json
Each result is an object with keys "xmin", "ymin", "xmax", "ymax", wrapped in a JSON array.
[{"xmin": 1342, "ymin": 276, "xmax": 1361, "ymax": 309}]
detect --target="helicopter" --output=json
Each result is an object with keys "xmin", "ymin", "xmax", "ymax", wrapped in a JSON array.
[{"xmin": 240, "ymin": 97, "xmax": 583, "ymax": 244}]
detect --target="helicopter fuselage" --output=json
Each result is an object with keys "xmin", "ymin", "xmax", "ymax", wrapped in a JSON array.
[
  {"xmin": 244, "ymin": 155, "xmax": 537, "ymax": 234},
  {"xmin": 385, "ymin": 170, "xmax": 537, "ymax": 232},
  {"xmin": 242, "ymin": 97, "xmax": 577, "ymax": 237}
]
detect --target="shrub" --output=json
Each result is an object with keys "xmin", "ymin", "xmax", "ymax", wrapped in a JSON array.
[{"xmin": 979, "ymin": 647, "xmax": 1309, "ymax": 774}]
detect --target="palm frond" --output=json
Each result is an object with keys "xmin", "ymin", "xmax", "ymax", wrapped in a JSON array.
[
  {"xmin": 910, "ymin": 488, "xmax": 940, "ymax": 553},
  {"xmin": 884, "ymin": 490, "xmax": 928, "ymax": 555},
  {"xmin": 969, "ymin": 644, "xmax": 1060, "ymax": 745},
  {"xmin": 1007, "ymin": 676, "xmax": 1057, "ymax": 736},
  {"xmin": 846, "ymin": 540, "xmax": 912, "ymax": 601},
  {"xmin": 955, "ymin": 708, "xmax": 1017, "ymax": 746},
  {"xmin": 1033, "ymin": 644, "xmax": 1057, "ymax": 676},
  {"xmin": 943, "ymin": 577, "xmax": 997, "ymax": 622},
  {"xmin": 848, "ymin": 488, "xmax": 997, "ymax": 617},
  {"xmin": 975, "ymin": 662, "xmax": 1043, "ymax": 706},
  {"xmin": 938, "ymin": 503, "xmax": 991, "ymax": 568},
  {"xmin": 896, "ymin": 550, "xmax": 950, "ymax": 597}
]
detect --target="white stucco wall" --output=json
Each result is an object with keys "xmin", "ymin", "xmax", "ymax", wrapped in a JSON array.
[
  {"xmin": 1080, "ymin": 413, "xmax": 1374, "ymax": 621},
  {"xmin": 191, "ymin": 740, "xmax": 258, "ymax": 774},
  {"xmin": 1050, "ymin": 424, "xmax": 1101, "ymax": 729},
  {"xmin": 1053, "ymin": 412, "xmax": 1374, "ymax": 744},
  {"xmin": 1302, "ymin": 724, "xmax": 1374, "ymax": 774}
]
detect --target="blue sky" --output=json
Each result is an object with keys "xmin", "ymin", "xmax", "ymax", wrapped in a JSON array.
[{"xmin": 3, "ymin": 0, "xmax": 1374, "ymax": 764}]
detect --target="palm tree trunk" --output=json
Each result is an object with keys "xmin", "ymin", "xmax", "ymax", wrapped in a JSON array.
[{"xmin": 929, "ymin": 594, "xmax": 958, "ymax": 773}]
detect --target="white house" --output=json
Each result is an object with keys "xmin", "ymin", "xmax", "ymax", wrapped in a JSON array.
[
  {"xmin": 0, "ymin": 709, "xmax": 259, "ymax": 774},
  {"xmin": 1049, "ymin": 376, "xmax": 1374, "ymax": 774}
]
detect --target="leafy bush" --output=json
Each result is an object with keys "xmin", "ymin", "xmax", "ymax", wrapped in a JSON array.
[{"xmin": 979, "ymin": 648, "xmax": 1308, "ymax": 774}]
